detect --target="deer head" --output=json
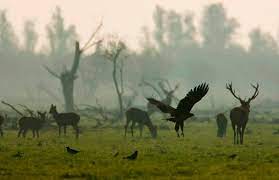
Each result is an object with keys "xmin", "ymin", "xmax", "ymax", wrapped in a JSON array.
[
  {"xmin": 49, "ymin": 104, "xmax": 57, "ymax": 114},
  {"xmin": 226, "ymin": 82, "xmax": 259, "ymax": 112}
]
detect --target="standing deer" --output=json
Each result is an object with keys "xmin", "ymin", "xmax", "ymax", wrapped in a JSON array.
[
  {"xmin": 18, "ymin": 111, "xmax": 47, "ymax": 138},
  {"xmin": 147, "ymin": 83, "xmax": 179, "ymax": 115},
  {"xmin": 216, "ymin": 113, "xmax": 227, "ymax": 138},
  {"xmin": 125, "ymin": 108, "xmax": 157, "ymax": 138},
  {"xmin": 226, "ymin": 82, "xmax": 259, "ymax": 144},
  {"xmin": 49, "ymin": 104, "xmax": 80, "ymax": 138},
  {"xmin": 0, "ymin": 114, "xmax": 4, "ymax": 137}
]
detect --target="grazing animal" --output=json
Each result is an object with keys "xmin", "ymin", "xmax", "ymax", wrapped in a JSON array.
[
  {"xmin": 66, "ymin": 146, "xmax": 79, "ymax": 154},
  {"xmin": 216, "ymin": 113, "xmax": 228, "ymax": 138},
  {"xmin": 226, "ymin": 82, "xmax": 259, "ymax": 144},
  {"xmin": 147, "ymin": 83, "xmax": 209, "ymax": 137},
  {"xmin": 125, "ymin": 108, "xmax": 157, "ymax": 138},
  {"xmin": 0, "ymin": 114, "xmax": 4, "ymax": 136},
  {"xmin": 18, "ymin": 111, "xmax": 47, "ymax": 138},
  {"xmin": 123, "ymin": 150, "xmax": 138, "ymax": 160},
  {"xmin": 49, "ymin": 104, "xmax": 80, "ymax": 138},
  {"xmin": 147, "ymin": 84, "xmax": 179, "ymax": 115}
]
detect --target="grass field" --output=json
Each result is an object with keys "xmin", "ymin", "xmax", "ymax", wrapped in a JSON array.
[{"xmin": 0, "ymin": 122, "xmax": 278, "ymax": 179}]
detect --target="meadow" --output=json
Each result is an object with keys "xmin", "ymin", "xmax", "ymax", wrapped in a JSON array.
[{"xmin": 0, "ymin": 122, "xmax": 278, "ymax": 179}]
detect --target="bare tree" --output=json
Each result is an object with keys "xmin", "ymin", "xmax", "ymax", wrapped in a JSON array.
[
  {"xmin": 44, "ymin": 23, "xmax": 102, "ymax": 112},
  {"xmin": 103, "ymin": 38, "xmax": 127, "ymax": 119}
]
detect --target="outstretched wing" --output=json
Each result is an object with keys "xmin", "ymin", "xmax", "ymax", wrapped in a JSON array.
[
  {"xmin": 146, "ymin": 98, "xmax": 176, "ymax": 116},
  {"xmin": 176, "ymin": 83, "xmax": 209, "ymax": 113}
]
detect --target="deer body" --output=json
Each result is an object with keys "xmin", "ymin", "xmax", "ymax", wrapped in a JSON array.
[
  {"xmin": 18, "ymin": 112, "xmax": 46, "ymax": 138},
  {"xmin": 216, "ymin": 113, "xmax": 228, "ymax": 138},
  {"xmin": 125, "ymin": 108, "xmax": 157, "ymax": 138},
  {"xmin": 226, "ymin": 83, "xmax": 259, "ymax": 144},
  {"xmin": 49, "ymin": 104, "xmax": 80, "ymax": 138}
]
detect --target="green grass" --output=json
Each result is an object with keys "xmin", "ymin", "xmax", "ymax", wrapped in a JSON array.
[{"xmin": 0, "ymin": 122, "xmax": 278, "ymax": 179}]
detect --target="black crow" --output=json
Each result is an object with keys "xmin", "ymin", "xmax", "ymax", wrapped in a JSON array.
[
  {"xmin": 66, "ymin": 146, "xmax": 80, "ymax": 155},
  {"xmin": 123, "ymin": 150, "xmax": 138, "ymax": 160}
]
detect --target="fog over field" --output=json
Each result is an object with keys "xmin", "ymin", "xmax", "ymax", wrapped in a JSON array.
[{"xmin": 1, "ymin": 0, "xmax": 279, "ymax": 110}]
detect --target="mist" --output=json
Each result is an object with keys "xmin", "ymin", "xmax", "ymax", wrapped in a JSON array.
[{"xmin": 0, "ymin": 2, "xmax": 279, "ymax": 111}]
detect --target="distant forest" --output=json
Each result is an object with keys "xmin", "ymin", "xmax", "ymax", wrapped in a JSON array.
[{"xmin": 0, "ymin": 3, "xmax": 279, "ymax": 110}]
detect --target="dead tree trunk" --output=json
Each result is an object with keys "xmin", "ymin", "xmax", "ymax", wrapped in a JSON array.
[
  {"xmin": 44, "ymin": 42, "xmax": 81, "ymax": 112},
  {"xmin": 44, "ymin": 23, "xmax": 102, "ymax": 112}
]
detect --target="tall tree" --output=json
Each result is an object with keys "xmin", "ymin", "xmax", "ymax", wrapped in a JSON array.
[
  {"xmin": 23, "ymin": 20, "xmax": 38, "ymax": 53},
  {"xmin": 46, "ymin": 6, "xmax": 77, "ymax": 57},
  {"xmin": 249, "ymin": 28, "xmax": 278, "ymax": 55},
  {"xmin": 201, "ymin": 3, "xmax": 239, "ymax": 49},
  {"xmin": 153, "ymin": 5, "xmax": 167, "ymax": 50},
  {"xmin": 44, "ymin": 23, "xmax": 102, "ymax": 112},
  {"xmin": 103, "ymin": 37, "xmax": 127, "ymax": 119},
  {"xmin": 0, "ymin": 10, "xmax": 18, "ymax": 54}
]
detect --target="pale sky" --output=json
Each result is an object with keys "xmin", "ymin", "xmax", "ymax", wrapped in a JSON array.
[{"xmin": 1, "ymin": 0, "xmax": 279, "ymax": 50}]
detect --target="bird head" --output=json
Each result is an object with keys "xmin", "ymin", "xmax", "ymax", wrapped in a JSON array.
[{"xmin": 189, "ymin": 113, "xmax": 194, "ymax": 118}]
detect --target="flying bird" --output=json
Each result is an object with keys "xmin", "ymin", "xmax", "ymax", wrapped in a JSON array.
[
  {"xmin": 123, "ymin": 150, "xmax": 138, "ymax": 160},
  {"xmin": 66, "ymin": 146, "xmax": 80, "ymax": 155},
  {"xmin": 147, "ymin": 83, "xmax": 209, "ymax": 137}
]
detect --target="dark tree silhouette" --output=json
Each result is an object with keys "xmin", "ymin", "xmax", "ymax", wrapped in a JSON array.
[
  {"xmin": 103, "ymin": 38, "xmax": 127, "ymax": 119},
  {"xmin": 44, "ymin": 23, "xmax": 102, "ymax": 112}
]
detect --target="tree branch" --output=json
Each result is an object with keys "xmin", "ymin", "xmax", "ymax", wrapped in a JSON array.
[
  {"xmin": 1, "ymin": 101, "xmax": 24, "ymax": 116},
  {"xmin": 43, "ymin": 65, "xmax": 60, "ymax": 79}
]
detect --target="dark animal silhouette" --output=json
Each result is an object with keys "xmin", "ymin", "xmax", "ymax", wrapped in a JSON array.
[
  {"xmin": 123, "ymin": 150, "xmax": 138, "ymax": 160},
  {"xmin": 66, "ymin": 146, "xmax": 79, "ymax": 154},
  {"xmin": 228, "ymin": 154, "xmax": 237, "ymax": 159},
  {"xmin": 125, "ymin": 108, "xmax": 157, "ymax": 138},
  {"xmin": 216, "ymin": 113, "xmax": 227, "ymax": 138},
  {"xmin": 113, "ymin": 151, "xmax": 119, "ymax": 157},
  {"xmin": 18, "ymin": 111, "xmax": 47, "ymax": 138},
  {"xmin": 49, "ymin": 104, "xmax": 80, "ymax": 138},
  {"xmin": 0, "ymin": 114, "xmax": 5, "ymax": 137},
  {"xmin": 147, "ymin": 84, "xmax": 179, "ymax": 115},
  {"xmin": 226, "ymin": 82, "xmax": 259, "ymax": 144},
  {"xmin": 147, "ymin": 83, "xmax": 209, "ymax": 137}
]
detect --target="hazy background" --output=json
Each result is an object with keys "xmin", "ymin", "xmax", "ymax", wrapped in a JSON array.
[{"xmin": 1, "ymin": 0, "xmax": 279, "ymax": 111}]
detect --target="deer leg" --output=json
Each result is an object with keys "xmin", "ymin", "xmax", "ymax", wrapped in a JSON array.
[
  {"xmin": 241, "ymin": 125, "xmax": 246, "ymax": 144},
  {"xmin": 58, "ymin": 126, "xmax": 61, "ymax": 136},
  {"xmin": 23, "ymin": 129, "xmax": 27, "ymax": 138},
  {"xmin": 0, "ymin": 128, "xmax": 3, "ymax": 137},
  {"xmin": 64, "ymin": 126, "xmax": 66, "ymax": 136},
  {"xmin": 139, "ymin": 123, "xmax": 143, "ymax": 137},
  {"xmin": 180, "ymin": 121, "xmax": 184, "ymax": 137},
  {"xmin": 237, "ymin": 127, "xmax": 241, "ymax": 144},
  {"xmin": 175, "ymin": 123, "xmax": 180, "ymax": 137},
  {"xmin": 131, "ymin": 121, "xmax": 135, "ymax": 137},
  {"xmin": 36, "ymin": 130, "xmax": 39, "ymax": 138},
  {"xmin": 18, "ymin": 128, "xmax": 23, "ymax": 138},
  {"xmin": 124, "ymin": 119, "xmax": 130, "ymax": 137},
  {"xmin": 232, "ymin": 125, "xmax": 236, "ymax": 144},
  {"xmin": 73, "ymin": 125, "xmax": 79, "ymax": 139},
  {"xmin": 32, "ymin": 130, "xmax": 35, "ymax": 138}
]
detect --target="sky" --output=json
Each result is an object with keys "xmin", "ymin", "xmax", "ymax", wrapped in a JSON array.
[{"xmin": 1, "ymin": 0, "xmax": 279, "ymax": 50}]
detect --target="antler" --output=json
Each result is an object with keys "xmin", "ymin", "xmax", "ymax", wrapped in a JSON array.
[
  {"xmin": 226, "ymin": 82, "xmax": 243, "ymax": 102},
  {"xmin": 247, "ymin": 83, "xmax": 259, "ymax": 103}
]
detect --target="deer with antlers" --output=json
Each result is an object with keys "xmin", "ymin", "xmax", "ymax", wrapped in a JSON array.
[{"xmin": 226, "ymin": 82, "xmax": 259, "ymax": 144}]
